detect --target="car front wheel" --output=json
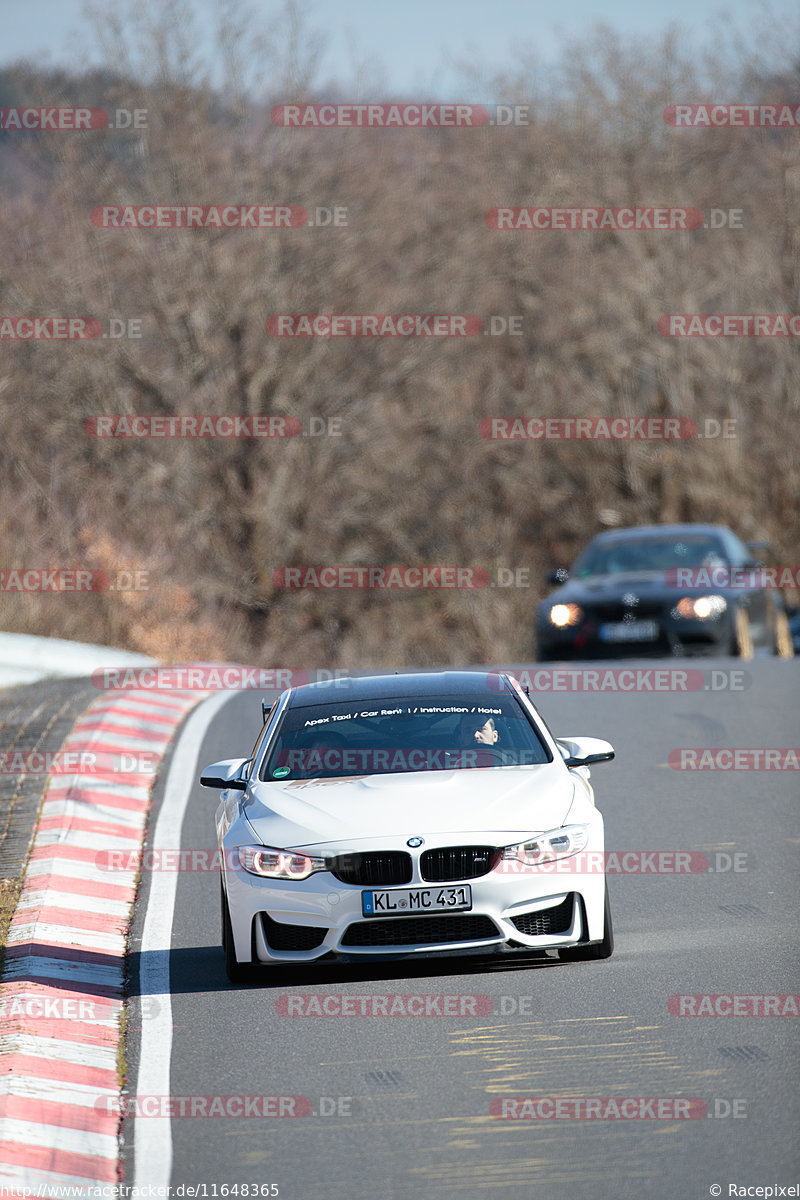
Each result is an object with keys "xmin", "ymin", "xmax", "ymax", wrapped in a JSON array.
[
  {"xmin": 221, "ymin": 877, "xmax": 257, "ymax": 985},
  {"xmin": 560, "ymin": 887, "xmax": 614, "ymax": 961}
]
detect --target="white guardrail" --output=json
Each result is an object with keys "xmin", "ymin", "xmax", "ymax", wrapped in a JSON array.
[{"xmin": 0, "ymin": 631, "xmax": 156, "ymax": 688}]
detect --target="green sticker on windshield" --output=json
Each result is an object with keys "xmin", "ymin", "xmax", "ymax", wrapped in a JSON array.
[{"xmin": 273, "ymin": 766, "xmax": 291, "ymax": 778}]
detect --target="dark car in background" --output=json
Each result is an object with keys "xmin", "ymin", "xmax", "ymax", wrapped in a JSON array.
[{"xmin": 536, "ymin": 524, "xmax": 794, "ymax": 661}]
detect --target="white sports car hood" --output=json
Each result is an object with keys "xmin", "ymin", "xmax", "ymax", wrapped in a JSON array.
[{"xmin": 244, "ymin": 763, "xmax": 575, "ymax": 851}]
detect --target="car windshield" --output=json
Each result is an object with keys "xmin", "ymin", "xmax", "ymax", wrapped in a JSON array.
[
  {"xmin": 260, "ymin": 693, "xmax": 551, "ymax": 780},
  {"xmin": 573, "ymin": 534, "xmax": 728, "ymax": 577}
]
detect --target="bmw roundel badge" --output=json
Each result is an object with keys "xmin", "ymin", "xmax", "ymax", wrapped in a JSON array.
[{"xmin": 407, "ymin": 837, "xmax": 424, "ymax": 848}]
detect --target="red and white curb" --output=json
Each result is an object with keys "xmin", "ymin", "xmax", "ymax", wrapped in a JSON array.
[{"xmin": 0, "ymin": 687, "xmax": 213, "ymax": 1190}]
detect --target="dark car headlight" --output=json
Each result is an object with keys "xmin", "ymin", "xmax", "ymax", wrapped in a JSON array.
[
  {"xmin": 548, "ymin": 603, "xmax": 584, "ymax": 627},
  {"xmin": 675, "ymin": 595, "xmax": 727, "ymax": 620}
]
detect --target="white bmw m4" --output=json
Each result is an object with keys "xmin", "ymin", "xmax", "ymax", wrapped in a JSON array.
[{"xmin": 201, "ymin": 671, "xmax": 615, "ymax": 983}]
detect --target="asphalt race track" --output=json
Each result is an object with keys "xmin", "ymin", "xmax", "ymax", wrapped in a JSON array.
[{"xmin": 123, "ymin": 659, "xmax": 799, "ymax": 1200}]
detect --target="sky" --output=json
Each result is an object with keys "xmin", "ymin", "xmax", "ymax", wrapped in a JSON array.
[{"xmin": 0, "ymin": 0, "xmax": 795, "ymax": 94}]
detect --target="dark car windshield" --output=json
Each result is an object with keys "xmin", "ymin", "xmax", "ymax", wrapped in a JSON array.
[
  {"xmin": 259, "ymin": 693, "xmax": 551, "ymax": 780},
  {"xmin": 573, "ymin": 534, "xmax": 728, "ymax": 578}
]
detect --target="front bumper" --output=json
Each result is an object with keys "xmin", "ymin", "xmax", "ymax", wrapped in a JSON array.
[
  {"xmin": 221, "ymin": 829, "xmax": 608, "ymax": 965},
  {"xmin": 537, "ymin": 607, "xmax": 733, "ymax": 658}
]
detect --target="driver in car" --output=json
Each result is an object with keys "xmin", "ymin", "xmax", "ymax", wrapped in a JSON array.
[{"xmin": 458, "ymin": 714, "xmax": 499, "ymax": 746}]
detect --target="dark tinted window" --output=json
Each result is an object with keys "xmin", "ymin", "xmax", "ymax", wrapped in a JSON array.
[
  {"xmin": 260, "ymin": 694, "xmax": 551, "ymax": 780},
  {"xmin": 573, "ymin": 533, "xmax": 727, "ymax": 577}
]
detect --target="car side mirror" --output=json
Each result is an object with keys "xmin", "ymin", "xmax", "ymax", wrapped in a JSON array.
[
  {"xmin": 200, "ymin": 758, "xmax": 249, "ymax": 790},
  {"xmin": 557, "ymin": 737, "xmax": 615, "ymax": 768}
]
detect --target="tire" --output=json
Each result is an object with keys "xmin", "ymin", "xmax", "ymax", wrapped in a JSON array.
[
  {"xmin": 773, "ymin": 610, "xmax": 795, "ymax": 659},
  {"xmin": 221, "ymin": 876, "xmax": 256, "ymax": 985},
  {"xmin": 560, "ymin": 887, "xmax": 614, "ymax": 961},
  {"xmin": 731, "ymin": 607, "xmax": 754, "ymax": 659}
]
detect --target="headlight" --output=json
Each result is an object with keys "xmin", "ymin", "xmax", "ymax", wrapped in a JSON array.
[
  {"xmin": 675, "ymin": 595, "xmax": 727, "ymax": 620},
  {"xmin": 238, "ymin": 845, "xmax": 328, "ymax": 880},
  {"xmin": 549, "ymin": 603, "xmax": 583, "ymax": 627},
  {"xmin": 501, "ymin": 824, "xmax": 590, "ymax": 867}
]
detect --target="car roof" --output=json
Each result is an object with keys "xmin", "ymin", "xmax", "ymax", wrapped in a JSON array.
[
  {"xmin": 284, "ymin": 669, "xmax": 510, "ymax": 708},
  {"xmin": 586, "ymin": 523, "xmax": 731, "ymax": 545}
]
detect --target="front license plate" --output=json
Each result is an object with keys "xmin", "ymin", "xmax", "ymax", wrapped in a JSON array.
[
  {"xmin": 599, "ymin": 620, "xmax": 659, "ymax": 643},
  {"xmin": 362, "ymin": 885, "xmax": 472, "ymax": 917}
]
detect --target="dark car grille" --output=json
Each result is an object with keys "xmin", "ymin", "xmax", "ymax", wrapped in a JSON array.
[
  {"xmin": 328, "ymin": 851, "xmax": 412, "ymax": 887},
  {"xmin": 261, "ymin": 914, "xmax": 328, "ymax": 951},
  {"xmin": 588, "ymin": 601, "xmax": 663, "ymax": 622},
  {"xmin": 341, "ymin": 915, "xmax": 499, "ymax": 947},
  {"xmin": 420, "ymin": 846, "xmax": 497, "ymax": 882},
  {"xmin": 510, "ymin": 894, "xmax": 575, "ymax": 937}
]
